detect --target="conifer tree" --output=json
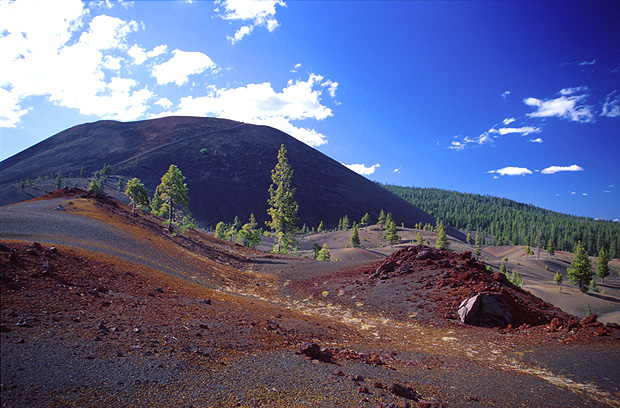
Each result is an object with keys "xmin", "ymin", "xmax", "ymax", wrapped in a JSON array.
[
  {"xmin": 155, "ymin": 164, "xmax": 189, "ymax": 233},
  {"xmin": 378, "ymin": 209, "xmax": 386, "ymax": 228},
  {"xmin": 312, "ymin": 243, "xmax": 322, "ymax": 259},
  {"xmin": 267, "ymin": 145, "xmax": 299, "ymax": 254},
  {"xmin": 547, "ymin": 239, "xmax": 555, "ymax": 256},
  {"xmin": 316, "ymin": 244, "xmax": 331, "ymax": 261},
  {"xmin": 360, "ymin": 213, "xmax": 370, "ymax": 227},
  {"xmin": 500, "ymin": 262, "xmax": 507, "ymax": 275},
  {"xmin": 215, "ymin": 221, "xmax": 227, "ymax": 240},
  {"xmin": 553, "ymin": 270, "xmax": 563, "ymax": 286},
  {"xmin": 416, "ymin": 231, "xmax": 423, "ymax": 245},
  {"xmin": 435, "ymin": 220, "xmax": 449, "ymax": 249},
  {"xmin": 318, "ymin": 221, "xmax": 325, "ymax": 234},
  {"xmin": 466, "ymin": 231, "xmax": 472, "ymax": 245},
  {"xmin": 239, "ymin": 213, "xmax": 262, "ymax": 248},
  {"xmin": 341, "ymin": 215, "xmax": 350, "ymax": 231},
  {"xmin": 474, "ymin": 230, "xmax": 482, "ymax": 260},
  {"xmin": 385, "ymin": 220, "xmax": 400, "ymax": 245},
  {"xmin": 596, "ymin": 248, "xmax": 610, "ymax": 283},
  {"xmin": 567, "ymin": 241, "xmax": 593, "ymax": 293},
  {"xmin": 125, "ymin": 177, "xmax": 150, "ymax": 215},
  {"xmin": 350, "ymin": 225, "xmax": 361, "ymax": 248}
]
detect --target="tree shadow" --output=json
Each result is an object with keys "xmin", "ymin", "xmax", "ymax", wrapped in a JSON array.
[{"xmin": 587, "ymin": 292, "xmax": 620, "ymax": 303}]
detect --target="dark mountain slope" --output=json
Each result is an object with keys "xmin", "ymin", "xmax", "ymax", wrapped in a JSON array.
[{"xmin": 0, "ymin": 116, "xmax": 463, "ymax": 240}]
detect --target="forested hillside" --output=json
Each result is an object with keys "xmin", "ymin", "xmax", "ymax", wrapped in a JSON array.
[{"xmin": 381, "ymin": 184, "xmax": 620, "ymax": 258}]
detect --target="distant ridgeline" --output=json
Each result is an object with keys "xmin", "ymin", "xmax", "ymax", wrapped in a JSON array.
[{"xmin": 380, "ymin": 183, "xmax": 620, "ymax": 258}]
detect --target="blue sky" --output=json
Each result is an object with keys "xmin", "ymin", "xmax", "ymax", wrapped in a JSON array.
[{"xmin": 1, "ymin": 0, "xmax": 619, "ymax": 220}]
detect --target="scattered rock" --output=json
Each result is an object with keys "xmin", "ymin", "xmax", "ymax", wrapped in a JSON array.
[
  {"xmin": 155, "ymin": 287, "xmax": 164, "ymax": 293},
  {"xmin": 358, "ymin": 386, "xmax": 370, "ymax": 394},
  {"xmin": 349, "ymin": 374, "xmax": 364, "ymax": 382},
  {"xmin": 458, "ymin": 293, "xmax": 513, "ymax": 328},
  {"xmin": 0, "ymin": 324, "xmax": 11, "ymax": 333},
  {"xmin": 300, "ymin": 342, "xmax": 321, "ymax": 359},
  {"xmin": 389, "ymin": 383, "xmax": 421, "ymax": 401}
]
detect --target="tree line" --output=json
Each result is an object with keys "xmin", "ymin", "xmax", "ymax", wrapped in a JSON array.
[{"xmin": 380, "ymin": 183, "xmax": 620, "ymax": 258}]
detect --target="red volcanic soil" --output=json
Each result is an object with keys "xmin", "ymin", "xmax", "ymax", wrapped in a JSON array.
[
  {"xmin": 289, "ymin": 246, "xmax": 612, "ymax": 341},
  {"xmin": 2, "ymin": 190, "xmax": 620, "ymax": 407}
]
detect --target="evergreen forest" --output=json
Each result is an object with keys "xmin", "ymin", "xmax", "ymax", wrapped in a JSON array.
[{"xmin": 380, "ymin": 183, "xmax": 620, "ymax": 258}]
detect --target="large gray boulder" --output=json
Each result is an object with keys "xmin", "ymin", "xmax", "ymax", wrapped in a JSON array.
[{"xmin": 458, "ymin": 293, "xmax": 513, "ymax": 327}]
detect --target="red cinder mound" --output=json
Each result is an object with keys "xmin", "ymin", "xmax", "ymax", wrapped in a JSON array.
[{"xmin": 365, "ymin": 246, "xmax": 608, "ymax": 335}]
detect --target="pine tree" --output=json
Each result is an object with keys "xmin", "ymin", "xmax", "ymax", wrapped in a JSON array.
[
  {"xmin": 435, "ymin": 220, "xmax": 449, "ymax": 249},
  {"xmin": 55, "ymin": 172, "xmax": 63, "ymax": 190},
  {"xmin": 378, "ymin": 209, "xmax": 386, "ymax": 228},
  {"xmin": 267, "ymin": 145, "xmax": 299, "ymax": 254},
  {"xmin": 155, "ymin": 164, "xmax": 189, "ymax": 233},
  {"xmin": 547, "ymin": 239, "xmax": 555, "ymax": 256},
  {"xmin": 466, "ymin": 231, "xmax": 472, "ymax": 245},
  {"xmin": 318, "ymin": 221, "xmax": 325, "ymax": 234},
  {"xmin": 596, "ymin": 248, "xmax": 610, "ymax": 283},
  {"xmin": 239, "ymin": 214, "xmax": 261, "ymax": 248},
  {"xmin": 567, "ymin": 241, "xmax": 593, "ymax": 293},
  {"xmin": 553, "ymin": 270, "xmax": 563, "ymax": 286},
  {"xmin": 312, "ymin": 243, "xmax": 321, "ymax": 259},
  {"xmin": 350, "ymin": 225, "xmax": 361, "ymax": 248},
  {"xmin": 341, "ymin": 215, "xmax": 350, "ymax": 231},
  {"xmin": 385, "ymin": 220, "xmax": 400, "ymax": 245},
  {"xmin": 316, "ymin": 244, "xmax": 331, "ymax": 261},
  {"xmin": 360, "ymin": 213, "xmax": 370, "ymax": 227},
  {"xmin": 500, "ymin": 262, "xmax": 507, "ymax": 275},
  {"xmin": 125, "ymin": 178, "xmax": 150, "ymax": 215},
  {"xmin": 215, "ymin": 221, "xmax": 227, "ymax": 240},
  {"xmin": 416, "ymin": 231, "xmax": 423, "ymax": 245}
]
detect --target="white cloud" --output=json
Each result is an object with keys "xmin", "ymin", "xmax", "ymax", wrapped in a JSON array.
[
  {"xmin": 582, "ymin": 193, "xmax": 588, "ymax": 196},
  {"xmin": 152, "ymin": 50, "xmax": 216, "ymax": 86},
  {"xmin": 448, "ymin": 141, "xmax": 465, "ymax": 151},
  {"xmin": 155, "ymin": 97, "xmax": 173, "ymax": 109},
  {"xmin": 529, "ymin": 137, "xmax": 543, "ymax": 143},
  {"xmin": 393, "ymin": 166, "xmax": 402, "ymax": 174},
  {"xmin": 344, "ymin": 163, "xmax": 380, "ymax": 176},
  {"xmin": 502, "ymin": 117, "xmax": 516, "ymax": 125},
  {"xmin": 601, "ymin": 91, "xmax": 620, "ymax": 118},
  {"xmin": 321, "ymin": 79, "xmax": 339, "ymax": 98},
  {"xmin": 502, "ymin": 91, "xmax": 510, "ymax": 100},
  {"xmin": 579, "ymin": 59, "xmax": 596, "ymax": 66},
  {"xmin": 128, "ymin": 44, "xmax": 167, "ymax": 65},
  {"xmin": 216, "ymin": 0, "xmax": 286, "ymax": 44},
  {"xmin": 487, "ymin": 167, "xmax": 533, "ymax": 176},
  {"xmin": 541, "ymin": 164, "xmax": 584, "ymax": 174},
  {"xmin": 571, "ymin": 192, "xmax": 577, "ymax": 195},
  {"xmin": 493, "ymin": 126, "xmax": 541, "ymax": 136},
  {"xmin": 0, "ymin": 0, "xmax": 155, "ymax": 125},
  {"xmin": 160, "ymin": 74, "xmax": 334, "ymax": 146},
  {"xmin": 524, "ymin": 88, "xmax": 594, "ymax": 122}
]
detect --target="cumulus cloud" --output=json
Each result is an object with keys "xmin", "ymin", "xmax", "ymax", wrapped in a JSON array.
[
  {"xmin": 127, "ymin": 44, "xmax": 167, "ymax": 65},
  {"xmin": 524, "ymin": 88, "xmax": 594, "ymax": 122},
  {"xmin": 344, "ymin": 163, "xmax": 380, "ymax": 176},
  {"xmin": 152, "ymin": 50, "xmax": 216, "ymax": 86},
  {"xmin": 540, "ymin": 164, "xmax": 584, "ymax": 174},
  {"xmin": 215, "ymin": 0, "xmax": 286, "ymax": 44},
  {"xmin": 487, "ymin": 167, "xmax": 533, "ymax": 176},
  {"xmin": 161, "ymin": 74, "xmax": 334, "ymax": 146},
  {"xmin": 0, "ymin": 0, "xmax": 155, "ymax": 125}
]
